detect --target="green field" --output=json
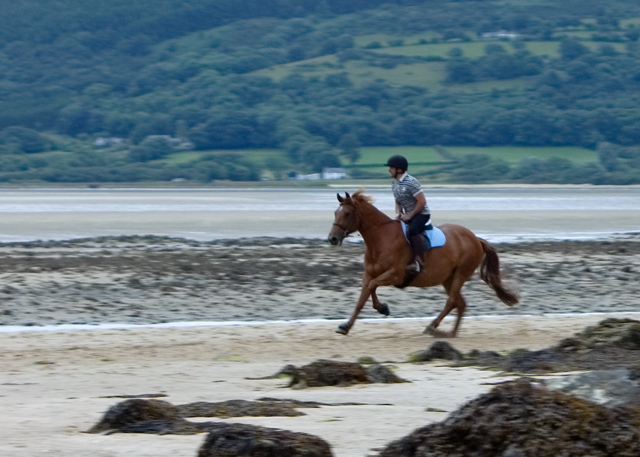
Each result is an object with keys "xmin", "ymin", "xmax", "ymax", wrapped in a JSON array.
[
  {"xmin": 341, "ymin": 145, "xmax": 598, "ymax": 178},
  {"xmin": 163, "ymin": 146, "xmax": 598, "ymax": 181},
  {"xmin": 354, "ymin": 146, "xmax": 595, "ymax": 164},
  {"xmin": 444, "ymin": 146, "xmax": 597, "ymax": 164}
]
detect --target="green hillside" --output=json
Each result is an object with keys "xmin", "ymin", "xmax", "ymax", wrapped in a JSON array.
[{"xmin": 1, "ymin": 0, "xmax": 640, "ymax": 185}]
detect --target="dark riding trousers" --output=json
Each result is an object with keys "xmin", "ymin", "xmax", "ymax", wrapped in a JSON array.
[{"xmin": 406, "ymin": 213, "xmax": 431, "ymax": 237}]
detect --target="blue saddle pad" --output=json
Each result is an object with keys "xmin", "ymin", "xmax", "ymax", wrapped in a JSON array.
[{"xmin": 401, "ymin": 222, "xmax": 446, "ymax": 249}]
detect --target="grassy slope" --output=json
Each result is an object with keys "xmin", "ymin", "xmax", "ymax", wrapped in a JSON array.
[{"xmin": 161, "ymin": 145, "xmax": 597, "ymax": 181}]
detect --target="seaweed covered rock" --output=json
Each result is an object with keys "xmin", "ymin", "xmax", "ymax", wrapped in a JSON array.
[
  {"xmin": 409, "ymin": 341, "xmax": 463, "ymax": 362},
  {"xmin": 378, "ymin": 378, "xmax": 640, "ymax": 457},
  {"xmin": 177, "ymin": 399, "xmax": 306, "ymax": 418},
  {"xmin": 284, "ymin": 359, "xmax": 408, "ymax": 388},
  {"xmin": 197, "ymin": 422, "xmax": 333, "ymax": 457},
  {"xmin": 366, "ymin": 364, "xmax": 408, "ymax": 384},
  {"xmin": 558, "ymin": 318, "xmax": 640, "ymax": 351},
  {"xmin": 463, "ymin": 318, "xmax": 640, "ymax": 373},
  {"xmin": 87, "ymin": 399, "xmax": 181, "ymax": 434},
  {"xmin": 287, "ymin": 360, "xmax": 369, "ymax": 388},
  {"xmin": 88, "ymin": 398, "xmax": 318, "ymax": 435}
]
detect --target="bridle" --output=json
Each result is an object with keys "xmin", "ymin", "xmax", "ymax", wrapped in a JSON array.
[{"xmin": 332, "ymin": 203, "xmax": 360, "ymax": 239}]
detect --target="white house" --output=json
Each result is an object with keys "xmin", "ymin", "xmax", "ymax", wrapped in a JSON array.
[
  {"xmin": 322, "ymin": 168, "xmax": 348, "ymax": 180},
  {"xmin": 481, "ymin": 31, "xmax": 520, "ymax": 39}
]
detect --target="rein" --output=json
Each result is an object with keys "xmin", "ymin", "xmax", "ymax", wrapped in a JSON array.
[{"xmin": 333, "ymin": 204, "xmax": 360, "ymax": 238}]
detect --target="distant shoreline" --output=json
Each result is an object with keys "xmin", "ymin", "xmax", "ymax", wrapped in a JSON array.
[{"xmin": 2, "ymin": 182, "xmax": 640, "ymax": 191}]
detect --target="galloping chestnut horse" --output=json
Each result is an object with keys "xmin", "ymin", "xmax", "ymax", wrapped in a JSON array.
[{"xmin": 328, "ymin": 190, "xmax": 518, "ymax": 337}]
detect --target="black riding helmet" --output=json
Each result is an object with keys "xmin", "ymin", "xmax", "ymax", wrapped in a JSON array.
[{"xmin": 385, "ymin": 155, "xmax": 408, "ymax": 171}]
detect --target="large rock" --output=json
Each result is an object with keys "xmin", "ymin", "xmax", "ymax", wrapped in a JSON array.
[
  {"xmin": 378, "ymin": 378, "xmax": 640, "ymax": 457},
  {"xmin": 197, "ymin": 422, "xmax": 333, "ymax": 457},
  {"xmin": 544, "ymin": 369, "xmax": 640, "ymax": 407}
]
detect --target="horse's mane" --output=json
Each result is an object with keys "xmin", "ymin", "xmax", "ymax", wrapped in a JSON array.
[
  {"xmin": 351, "ymin": 189, "xmax": 375, "ymax": 205},
  {"xmin": 351, "ymin": 189, "xmax": 391, "ymax": 223}
]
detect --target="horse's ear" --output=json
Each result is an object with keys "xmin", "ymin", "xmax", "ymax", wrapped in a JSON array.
[
  {"xmin": 337, "ymin": 193, "xmax": 343, "ymax": 202},
  {"xmin": 345, "ymin": 192, "xmax": 350, "ymax": 199}
]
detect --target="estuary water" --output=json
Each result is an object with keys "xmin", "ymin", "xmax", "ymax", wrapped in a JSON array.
[{"xmin": 0, "ymin": 185, "xmax": 638, "ymax": 243}]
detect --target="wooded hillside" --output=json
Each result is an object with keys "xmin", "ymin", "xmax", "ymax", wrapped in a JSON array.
[{"xmin": 1, "ymin": 0, "xmax": 640, "ymax": 184}]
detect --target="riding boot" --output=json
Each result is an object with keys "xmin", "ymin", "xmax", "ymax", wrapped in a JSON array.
[{"xmin": 407, "ymin": 234, "xmax": 425, "ymax": 273}]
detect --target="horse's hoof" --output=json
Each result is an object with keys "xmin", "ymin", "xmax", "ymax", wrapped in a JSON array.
[
  {"xmin": 377, "ymin": 303, "xmax": 390, "ymax": 316},
  {"xmin": 424, "ymin": 326, "xmax": 454, "ymax": 338},
  {"xmin": 336, "ymin": 323, "xmax": 350, "ymax": 335}
]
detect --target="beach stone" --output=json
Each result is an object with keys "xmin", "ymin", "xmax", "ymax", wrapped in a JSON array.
[
  {"xmin": 286, "ymin": 360, "xmax": 370, "ymax": 388},
  {"xmin": 282, "ymin": 359, "xmax": 408, "ymax": 388},
  {"xmin": 356, "ymin": 356, "xmax": 378, "ymax": 365},
  {"xmin": 409, "ymin": 341, "xmax": 463, "ymax": 362},
  {"xmin": 87, "ymin": 399, "xmax": 180, "ymax": 433},
  {"xmin": 378, "ymin": 378, "xmax": 640, "ymax": 457},
  {"xmin": 366, "ymin": 364, "xmax": 409, "ymax": 384},
  {"xmin": 197, "ymin": 422, "xmax": 333, "ymax": 457}
]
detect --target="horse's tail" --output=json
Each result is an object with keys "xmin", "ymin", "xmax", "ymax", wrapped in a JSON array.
[{"xmin": 479, "ymin": 238, "xmax": 519, "ymax": 307}]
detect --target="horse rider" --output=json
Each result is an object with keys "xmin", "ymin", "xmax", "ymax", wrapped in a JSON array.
[{"xmin": 386, "ymin": 155, "xmax": 431, "ymax": 273}]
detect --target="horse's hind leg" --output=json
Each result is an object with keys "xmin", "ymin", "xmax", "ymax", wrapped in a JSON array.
[
  {"xmin": 449, "ymin": 294, "xmax": 467, "ymax": 337},
  {"xmin": 424, "ymin": 278, "xmax": 467, "ymax": 338}
]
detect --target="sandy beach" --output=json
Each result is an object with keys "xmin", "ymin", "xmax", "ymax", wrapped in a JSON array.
[
  {"xmin": 2, "ymin": 315, "xmax": 640, "ymax": 457},
  {"xmin": 0, "ymin": 234, "xmax": 639, "ymax": 456}
]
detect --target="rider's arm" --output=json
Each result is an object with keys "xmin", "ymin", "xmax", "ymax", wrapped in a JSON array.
[
  {"xmin": 395, "ymin": 200, "xmax": 403, "ymax": 219},
  {"xmin": 404, "ymin": 192, "xmax": 426, "ymax": 220}
]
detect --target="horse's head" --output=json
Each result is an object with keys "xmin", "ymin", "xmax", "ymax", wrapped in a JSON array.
[{"xmin": 328, "ymin": 192, "xmax": 359, "ymax": 246}]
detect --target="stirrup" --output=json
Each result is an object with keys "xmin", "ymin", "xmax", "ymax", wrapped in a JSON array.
[{"xmin": 406, "ymin": 260, "xmax": 422, "ymax": 273}]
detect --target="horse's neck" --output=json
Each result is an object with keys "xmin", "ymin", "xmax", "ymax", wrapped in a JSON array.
[{"xmin": 356, "ymin": 202, "xmax": 395, "ymax": 246}]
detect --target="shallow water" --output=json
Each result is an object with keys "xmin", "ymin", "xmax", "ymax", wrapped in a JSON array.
[{"xmin": 0, "ymin": 186, "xmax": 638, "ymax": 243}]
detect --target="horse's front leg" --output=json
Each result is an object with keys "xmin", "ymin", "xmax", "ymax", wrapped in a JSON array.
[
  {"xmin": 369, "ymin": 268, "xmax": 403, "ymax": 317},
  {"xmin": 337, "ymin": 268, "xmax": 403, "ymax": 335},
  {"xmin": 336, "ymin": 274, "xmax": 372, "ymax": 335},
  {"xmin": 370, "ymin": 289, "xmax": 389, "ymax": 316}
]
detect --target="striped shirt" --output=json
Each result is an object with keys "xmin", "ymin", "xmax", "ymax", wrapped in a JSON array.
[{"xmin": 392, "ymin": 173, "xmax": 430, "ymax": 216}]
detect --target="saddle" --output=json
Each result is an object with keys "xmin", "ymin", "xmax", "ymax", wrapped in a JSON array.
[
  {"xmin": 400, "ymin": 222, "xmax": 446, "ymax": 250},
  {"xmin": 397, "ymin": 222, "xmax": 447, "ymax": 289}
]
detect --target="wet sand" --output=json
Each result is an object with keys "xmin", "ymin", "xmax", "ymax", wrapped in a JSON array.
[{"xmin": 0, "ymin": 234, "xmax": 638, "ymax": 327}]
